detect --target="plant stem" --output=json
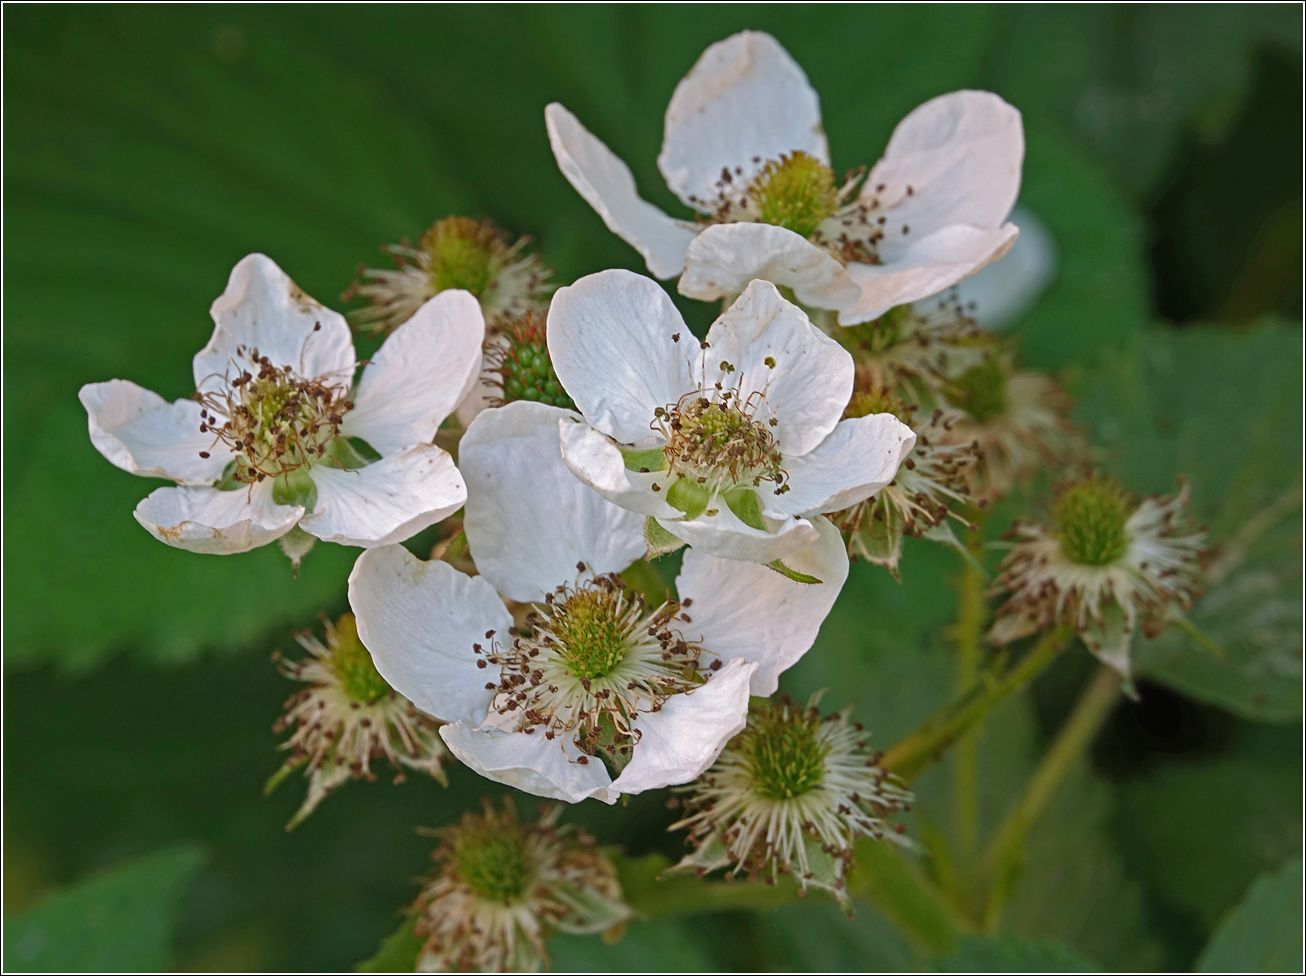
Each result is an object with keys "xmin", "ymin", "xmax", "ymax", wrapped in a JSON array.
[
  {"xmin": 977, "ymin": 664, "xmax": 1122, "ymax": 930},
  {"xmin": 880, "ymin": 625, "xmax": 1076, "ymax": 784},
  {"xmin": 952, "ymin": 526, "xmax": 987, "ymax": 870}
]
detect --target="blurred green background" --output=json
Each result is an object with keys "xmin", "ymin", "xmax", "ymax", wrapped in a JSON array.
[{"xmin": 3, "ymin": 5, "xmax": 1302, "ymax": 972}]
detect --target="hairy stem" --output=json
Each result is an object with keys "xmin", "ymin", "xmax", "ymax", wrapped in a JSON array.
[
  {"xmin": 880, "ymin": 625, "xmax": 1076, "ymax": 784},
  {"xmin": 952, "ymin": 526, "xmax": 988, "ymax": 871},
  {"xmin": 978, "ymin": 664, "xmax": 1122, "ymax": 930}
]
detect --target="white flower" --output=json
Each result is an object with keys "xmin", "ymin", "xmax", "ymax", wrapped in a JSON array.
[
  {"xmin": 412, "ymin": 798, "xmax": 628, "ymax": 973},
  {"xmin": 990, "ymin": 476, "xmax": 1206, "ymax": 685},
  {"xmin": 348, "ymin": 400, "xmax": 850, "ymax": 804},
  {"xmin": 546, "ymin": 30, "xmax": 1023, "ymax": 325},
  {"xmin": 546, "ymin": 270, "xmax": 916, "ymax": 565},
  {"xmin": 670, "ymin": 695, "xmax": 911, "ymax": 908},
  {"xmin": 80, "ymin": 254, "xmax": 482, "ymax": 559}
]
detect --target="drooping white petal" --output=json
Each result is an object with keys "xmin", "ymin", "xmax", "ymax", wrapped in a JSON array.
[
  {"xmin": 610, "ymin": 658, "xmax": 756, "ymax": 794},
  {"xmin": 342, "ymin": 290, "xmax": 485, "ymax": 456},
  {"xmin": 678, "ymin": 222, "xmax": 860, "ymax": 311},
  {"xmin": 440, "ymin": 722, "xmax": 618, "ymax": 804},
  {"xmin": 658, "ymin": 31, "xmax": 828, "ymax": 211},
  {"xmin": 838, "ymin": 223, "xmax": 1019, "ymax": 325},
  {"xmin": 863, "ymin": 90, "xmax": 1024, "ymax": 236},
  {"xmin": 659, "ymin": 504, "xmax": 820, "ymax": 564},
  {"xmin": 943, "ymin": 205, "xmax": 1056, "ymax": 329},
  {"xmin": 545, "ymin": 103, "xmax": 698, "ymax": 279},
  {"xmin": 765, "ymin": 415, "xmax": 916, "ymax": 518},
  {"xmin": 300, "ymin": 445, "xmax": 465, "ymax": 548},
  {"xmin": 133, "ymin": 481, "xmax": 302, "ymax": 554},
  {"xmin": 700, "ymin": 279, "xmax": 853, "ymax": 456},
  {"xmin": 677, "ymin": 516, "xmax": 848, "ymax": 695},
  {"xmin": 461, "ymin": 402, "xmax": 648, "ymax": 602},
  {"xmin": 348, "ymin": 546, "xmax": 509, "ymax": 725},
  {"xmin": 558, "ymin": 420, "xmax": 681, "ymax": 520},
  {"xmin": 548, "ymin": 269, "xmax": 696, "ymax": 444},
  {"xmin": 79, "ymin": 379, "xmax": 232, "ymax": 484},
  {"xmin": 194, "ymin": 254, "xmax": 355, "ymax": 393}
]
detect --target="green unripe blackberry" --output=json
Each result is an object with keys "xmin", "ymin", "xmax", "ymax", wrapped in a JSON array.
[{"xmin": 489, "ymin": 314, "xmax": 577, "ymax": 410}]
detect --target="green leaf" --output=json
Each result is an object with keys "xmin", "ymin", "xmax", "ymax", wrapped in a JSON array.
[
  {"xmin": 548, "ymin": 917, "xmax": 720, "ymax": 973},
  {"xmin": 1114, "ymin": 725, "xmax": 1303, "ymax": 932},
  {"xmin": 356, "ymin": 913, "xmax": 422, "ymax": 973},
  {"xmin": 2, "ymin": 845, "xmax": 204, "ymax": 973},
  {"xmin": 933, "ymin": 933, "xmax": 1095, "ymax": 972},
  {"xmin": 1074, "ymin": 321, "xmax": 1303, "ymax": 721},
  {"xmin": 1198, "ymin": 858, "xmax": 1304, "ymax": 973}
]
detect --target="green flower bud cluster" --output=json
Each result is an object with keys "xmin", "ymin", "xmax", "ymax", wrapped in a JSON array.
[{"xmin": 491, "ymin": 314, "xmax": 577, "ymax": 410}]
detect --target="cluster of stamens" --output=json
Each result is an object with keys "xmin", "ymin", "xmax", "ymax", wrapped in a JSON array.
[
  {"xmin": 475, "ymin": 569, "xmax": 710, "ymax": 770},
  {"xmin": 653, "ymin": 380, "xmax": 788, "ymax": 500},
  {"xmin": 690, "ymin": 150, "xmax": 922, "ymax": 268},
  {"xmin": 195, "ymin": 344, "xmax": 351, "ymax": 485}
]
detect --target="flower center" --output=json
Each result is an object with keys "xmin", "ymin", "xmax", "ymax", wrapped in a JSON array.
[
  {"xmin": 197, "ymin": 347, "xmax": 351, "ymax": 487},
  {"xmin": 748, "ymin": 151, "xmax": 840, "ymax": 240},
  {"xmin": 478, "ymin": 574, "xmax": 708, "ymax": 769},
  {"xmin": 740, "ymin": 698, "xmax": 829, "ymax": 801},
  {"xmin": 946, "ymin": 358, "xmax": 1008, "ymax": 423},
  {"xmin": 1053, "ymin": 477, "xmax": 1132, "ymax": 566},
  {"xmin": 328, "ymin": 613, "xmax": 392, "ymax": 703},
  {"xmin": 654, "ymin": 387, "xmax": 787, "ymax": 516},
  {"xmin": 451, "ymin": 821, "xmax": 531, "ymax": 903},
  {"xmin": 486, "ymin": 313, "xmax": 576, "ymax": 410},
  {"xmin": 421, "ymin": 216, "xmax": 506, "ymax": 298}
]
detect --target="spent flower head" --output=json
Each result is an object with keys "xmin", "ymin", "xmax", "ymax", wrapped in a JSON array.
[
  {"xmin": 349, "ymin": 216, "xmax": 554, "ymax": 338},
  {"xmin": 940, "ymin": 347, "xmax": 1082, "ymax": 503},
  {"xmin": 268, "ymin": 613, "xmax": 449, "ymax": 829},
  {"xmin": 990, "ymin": 475, "xmax": 1206, "ymax": 686},
  {"xmin": 670, "ymin": 695, "xmax": 911, "ymax": 908},
  {"xmin": 413, "ymin": 798, "xmax": 629, "ymax": 973},
  {"xmin": 546, "ymin": 31, "xmax": 1023, "ymax": 325},
  {"xmin": 834, "ymin": 389, "xmax": 978, "ymax": 577}
]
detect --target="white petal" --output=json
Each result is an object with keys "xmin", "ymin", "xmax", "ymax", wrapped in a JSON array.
[
  {"xmin": 838, "ymin": 223, "xmax": 1019, "ymax": 325},
  {"xmin": 133, "ymin": 481, "xmax": 302, "ymax": 554},
  {"xmin": 701, "ymin": 279, "xmax": 853, "ymax": 456},
  {"xmin": 558, "ymin": 419, "xmax": 682, "ymax": 520},
  {"xmin": 545, "ymin": 103, "xmax": 698, "ymax": 279},
  {"xmin": 79, "ymin": 380, "xmax": 232, "ymax": 484},
  {"xmin": 440, "ymin": 723, "xmax": 618, "ymax": 804},
  {"xmin": 942, "ymin": 205, "xmax": 1057, "ymax": 329},
  {"xmin": 342, "ymin": 290, "xmax": 485, "ymax": 456},
  {"xmin": 677, "ymin": 515, "xmax": 848, "ymax": 695},
  {"xmin": 660, "ymin": 504, "xmax": 820, "ymax": 564},
  {"xmin": 547, "ymin": 269, "xmax": 696, "ymax": 444},
  {"xmin": 300, "ymin": 445, "xmax": 465, "ymax": 548},
  {"xmin": 658, "ymin": 31, "xmax": 827, "ymax": 210},
  {"xmin": 678, "ymin": 222, "xmax": 860, "ymax": 311},
  {"xmin": 461, "ymin": 402, "xmax": 648, "ymax": 602},
  {"xmin": 764, "ymin": 415, "xmax": 916, "ymax": 518},
  {"xmin": 194, "ymin": 254, "xmax": 355, "ymax": 392},
  {"xmin": 348, "ymin": 545, "xmax": 508, "ymax": 725},
  {"xmin": 864, "ymin": 90, "xmax": 1023, "ymax": 236},
  {"xmin": 611, "ymin": 658, "xmax": 756, "ymax": 794}
]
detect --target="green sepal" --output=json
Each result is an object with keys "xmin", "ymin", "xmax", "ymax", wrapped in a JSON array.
[
  {"xmin": 666, "ymin": 477, "xmax": 710, "ymax": 520},
  {"xmin": 271, "ymin": 466, "xmax": 317, "ymax": 509},
  {"xmin": 356, "ymin": 912, "xmax": 424, "ymax": 973},
  {"xmin": 766, "ymin": 559, "xmax": 823, "ymax": 585},
  {"xmin": 321, "ymin": 436, "xmax": 373, "ymax": 470},
  {"xmin": 621, "ymin": 446, "xmax": 668, "ymax": 473},
  {"xmin": 724, "ymin": 485, "xmax": 767, "ymax": 530},
  {"xmin": 644, "ymin": 517, "xmax": 686, "ymax": 558},
  {"xmin": 214, "ymin": 460, "xmax": 243, "ymax": 491}
]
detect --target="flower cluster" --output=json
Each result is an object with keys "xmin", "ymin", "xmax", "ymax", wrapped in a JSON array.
[{"xmin": 76, "ymin": 26, "xmax": 1224, "ymax": 964}]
